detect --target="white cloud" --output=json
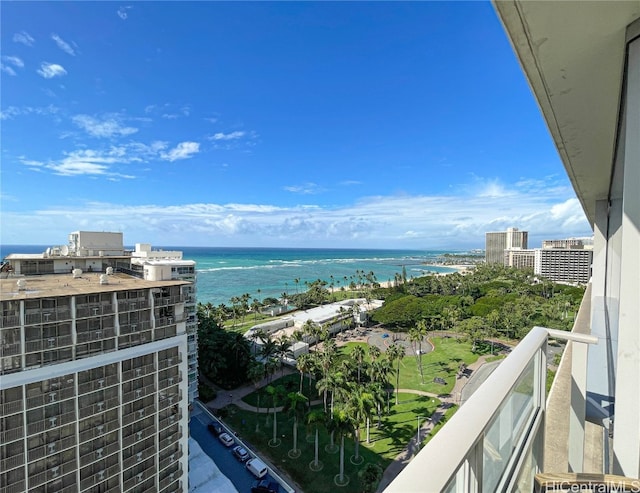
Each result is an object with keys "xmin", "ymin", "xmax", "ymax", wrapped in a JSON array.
[
  {"xmin": 0, "ymin": 104, "xmax": 60, "ymax": 120},
  {"xmin": 1, "ymin": 174, "xmax": 592, "ymax": 248},
  {"xmin": 2, "ymin": 56, "xmax": 24, "ymax": 68},
  {"xmin": 117, "ymin": 5, "xmax": 133, "ymax": 19},
  {"xmin": 161, "ymin": 142, "xmax": 200, "ymax": 162},
  {"xmin": 72, "ymin": 114, "xmax": 138, "ymax": 138},
  {"xmin": 13, "ymin": 31, "xmax": 34, "ymax": 46},
  {"xmin": 1, "ymin": 64, "xmax": 16, "ymax": 76},
  {"xmin": 210, "ymin": 131, "xmax": 246, "ymax": 141},
  {"xmin": 37, "ymin": 62, "xmax": 67, "ymax": 79},
  {"xmin": 51, "ymin": 34, "xmax": 76, "ymax": 56},
  {"xmin": 283, "ymin": 182, "xmax": 325, "ymax": 195},
  {"xmin": 20, "ymin": 149, "xmax": 134, "ymax": 178},
  {"xmin": 16, "ymin": 139, "xmax": 199, "ymax": 180}
]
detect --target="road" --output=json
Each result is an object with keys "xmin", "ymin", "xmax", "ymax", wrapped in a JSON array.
[{"xmin": 190, "ymin": 404, "xmax": 282, "ymax": 493}]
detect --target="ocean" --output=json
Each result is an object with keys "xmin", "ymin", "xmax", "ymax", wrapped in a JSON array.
[{"xmin": 1, "ymin": 245, "xmax": 458, "ymax": 306}]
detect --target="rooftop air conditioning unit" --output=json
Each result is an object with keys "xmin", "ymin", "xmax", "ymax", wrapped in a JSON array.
[
  {"xmin": 72, "ymin": 269, "xmax": 83, "ymax": 278},
  {"xmin": 106, "ymin": 267, "xmax": 114, "ymax": 275},
  {"xmin": 16, "ymin": 279, "xmax": 26, "ymax": 291},
  {"xmin": 99, "ymin": 274, "xmax": 108, "ymax": 285}
]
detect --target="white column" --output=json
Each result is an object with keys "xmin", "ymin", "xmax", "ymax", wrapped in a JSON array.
[
  {"xmin": 612, "ymin": 33, "xmax": 640, "ymax": 478},
  {"xmin": 568, "ymin": 340, "xmax": 588, "ymax": 472}
]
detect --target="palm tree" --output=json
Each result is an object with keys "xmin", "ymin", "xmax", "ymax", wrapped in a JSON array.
[
  {"xmin": 346, "ymin": 384, "xmax": 374, "ymax": 464},
  {"xmin": 408, "ymin": 326, "xmax": 425, "ymax": 384},
  {"xmin": 306, "ymin": 409, "xmax": 325, "ymax": 471},
  {"xmin": 296, "ymin": 353, "xmax": 313, "ymax": 395},
  {"xmin": 248, "ymin": 362, "xmax": 265, "ymax": 431},
  {"xmin": 266, "ymin": 384, "xmax": 285, "ymax": 446},
  {"xmin": 352, "ymin": 345, "xmax": 366, "ymax": 384},
  {"xmin": 229, "ymin": 295, "xmax": 239, "ymax": 327},
  {"xmin": 260, "ymin": 334, "xmax": 277, "ymax": 362},
  {"xmin": 386, "ymin": 343, "xmax": 404, "ymax": 405},
  {"xmin": 367, "ymin": 381, "xmax": 386, "ymax": 432},
  {"xmin": 284, "ymin": 391, "xmax": 308, "ymax": 457},
  {"xmin": 251, "ymin": 298, "xmax": 261, "ymax": 321},
  {"xmin": 276, "ymin": 335, "xmax": 291, "ymax": 376},
  {"xmin": 333, "ymin": 407, "xmax": 354, "ymax": 485}
]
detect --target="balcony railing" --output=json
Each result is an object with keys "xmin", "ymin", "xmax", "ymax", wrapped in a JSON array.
[{"xmin": 384, "ymin": 326, "xmax": 598, "ymax": 493}]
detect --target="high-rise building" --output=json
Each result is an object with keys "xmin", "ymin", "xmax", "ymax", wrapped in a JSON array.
[
  {"xmin": 485, "ymin": 227, "xmax": 528, "ymax": 264},
  {"xmin": 0, "ymin": 232, "xmax": 192, "ymax": 493},
  {"xmin": 503, "ymin": 240, "xmax": 594, "ymax": 284},
  {"xmin": 536, "ymin": 246, "xmax": 593, "ymax": 284}
]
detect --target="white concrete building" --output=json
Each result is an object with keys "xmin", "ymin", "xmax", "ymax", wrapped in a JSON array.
[{"xmin": 1, "ymin": 234, "xmax": 192, "ymax": 493}]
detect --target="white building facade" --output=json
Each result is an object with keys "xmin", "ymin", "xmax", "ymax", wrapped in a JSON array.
[{"xmin": 1, "ymin": 234, "xmax": 192, "ymax": 493}]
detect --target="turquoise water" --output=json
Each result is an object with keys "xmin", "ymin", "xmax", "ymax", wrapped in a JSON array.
[
  {"xmin": 1, "ymin": 245, "xmax": 459, "ymax": 306},
  {"xmin": 180, "ymin": 247, "xmax": 456, "ymax": 306}
]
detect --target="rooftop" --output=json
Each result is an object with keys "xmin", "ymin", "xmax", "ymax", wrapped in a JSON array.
[{"xmin": 0, "ymin": 271, "xmax": 189, "ymax": 301}]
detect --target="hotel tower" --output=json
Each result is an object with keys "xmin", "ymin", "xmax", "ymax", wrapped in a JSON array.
[{"xmin": 0, "ymin": 231, "xmax": 196, "ymax": 493}]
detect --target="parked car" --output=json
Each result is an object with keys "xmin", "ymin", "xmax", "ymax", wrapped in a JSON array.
[
  {"xmin": 251, "ymin": 479, "xmax": 279, "ymax": 493},
  {"xmin": 246, "ymin": 457, "xmax": 268, "ymax": 479},
  {"xmin": 218, "ymin": 432, "xmax": 234, "ymax": 447},
  {"xmin": 232, "ymin": 445, "xmax": 249, "ymax": 462},
  {"xmin": 207, "ymin": 422, "xmax": 223, "ymax": 436}
]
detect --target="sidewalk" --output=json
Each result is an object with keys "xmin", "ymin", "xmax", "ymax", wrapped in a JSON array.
[{"xmin": 203, "ymin": 367, "xmax": 298, "ymax": 411}]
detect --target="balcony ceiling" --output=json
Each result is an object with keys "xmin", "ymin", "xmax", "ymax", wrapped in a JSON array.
[{"xmin": 494, "ymin": 1, "xmax": 640, "ymax": 226}]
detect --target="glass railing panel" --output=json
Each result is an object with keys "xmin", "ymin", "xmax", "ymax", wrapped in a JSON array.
[{"xmin": 482, "ymin": 355, "xmax": 536, "ymax": 492}]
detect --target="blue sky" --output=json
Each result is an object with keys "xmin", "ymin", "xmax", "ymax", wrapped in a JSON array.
[{"xmin": 1, "ymin": 1, "xmax": 592, "ymax": 250}]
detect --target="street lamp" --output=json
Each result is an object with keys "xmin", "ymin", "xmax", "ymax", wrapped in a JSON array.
[{"xmin": 417, "ymin": 416, "xmax": 426, "ymax": 450}]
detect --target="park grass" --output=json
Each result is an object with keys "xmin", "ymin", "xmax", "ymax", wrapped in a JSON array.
[
  {"xmin": 221, "ymin": 404, "xmax": 388, "ymax": 493},
  {"xmin": 359, "ymin": 394, "xmax": 441, "ymax": 460},
  {"xmin": 220, "ymin": 392, "xmax": 439, "ymax": 493},
  {"xmin": 396, "ymin": 337, "xmax": 480, "ymax": 394}
]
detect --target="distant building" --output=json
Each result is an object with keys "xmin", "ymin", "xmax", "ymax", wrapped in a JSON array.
[
  {"xmin": 534, "ymin": 240, "xmax": 593, "ymax": 284},
  {"xmin": 542, "ymin": 238, "xmax": 586, "ymax": 249},
  {"xmin": 0, "ymin": 231, "xmax": 194, "ymax": 493},
  {"xmin": 501, "ymin": 236, "xmax": 594, "ymax": 284},
  {"xmin": 504, "ymin": 248, "xmax": 536, "ymax": 270},
  {"xmin": 485, "ymin": 227, "xmax": 528, "ymax": 264}
]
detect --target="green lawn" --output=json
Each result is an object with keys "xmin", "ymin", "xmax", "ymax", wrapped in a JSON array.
[
  {"xmin": 396, "ymin": 337, "xmax": 480, "ymax": 394},
  {"xmin": 223, "ymin": 336, "xmax": 487, "ymax": 492},
  {"xmin": 220, "ymin": 392, "xmax": 442, "ymax": 493}
]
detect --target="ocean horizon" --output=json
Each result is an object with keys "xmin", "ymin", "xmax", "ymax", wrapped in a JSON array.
[{"xmin": 1, "ymin": 245, "xmax": 464, "ymax": 306}]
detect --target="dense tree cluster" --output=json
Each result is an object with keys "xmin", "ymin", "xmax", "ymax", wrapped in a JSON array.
[
  {"xmin": 197, "ymin": 304, "xmax": 253, "ymax": 388},
  {"xmin": 371, "ymin": 265, "xmax": 585, "ymax": 341}
]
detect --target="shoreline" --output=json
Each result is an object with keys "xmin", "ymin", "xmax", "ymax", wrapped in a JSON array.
[{"xmin": 374, "ymin": 264, "xmax": 473, "ymax": 289}]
